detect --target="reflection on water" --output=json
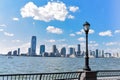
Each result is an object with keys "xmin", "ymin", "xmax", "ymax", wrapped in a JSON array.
[{"xmin": 0, "ymin": 56, "xmax": 120, "ymax": 74}]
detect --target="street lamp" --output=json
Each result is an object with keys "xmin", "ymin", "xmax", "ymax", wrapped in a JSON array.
[{"xmin": 83, "ymin": 21, "xmax": 91, "ymax": 71}]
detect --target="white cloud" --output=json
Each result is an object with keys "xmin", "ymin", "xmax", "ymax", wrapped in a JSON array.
[
  {"xmin": 20, "ymin": 2, "xmax": 38, "ymax": 18},
  {"xmin": 115, "ymin": 30, "xmax": 120, "ymax": 34},
  {"xmin": 105, "ymin": 42, "xmax": 117, "ymax": 46},
  {"xmin": 12, "ymin": 40, "xmax": 21, "ymax": 43},
  {"xmin": 105, "ymin": 48, "xmax": 120, "ymax": 53},
  {"xmin": 21, "ymin": 1, "xmax": 69, "ymax": 22},
  {"xmin": 90, "ymin": 41, "xmax": 96, "ymax": 44},
  {"xmin": 88, "ymin": 43, "xmax": 99, "ymax": 50},
  {"xmin": 80, "ymin": 42, "xmax": 86, "ymax": 50},
  {"xmin": 76, "ymin": 31, "xmax": 83, "ymax": 35},
  {"xmin": 17, "ymin": 43, "xmax": 30, "ymax": 53},
  {"xmin": 0, "ymin": 29, "xmax": 4, "ymax": 32},
  {"xmin": 89, "ymin": 43, "xmax": 99, "ymax": 47},
  {"xmin": 1, "ymin": 42, "xmax": 30, "ymax": 54},
  {"xmin": 69, "ymin": 6, "xmax": 79, "ymax": 12},
  {"xmin": 88, "ymin": 41, "xmax": 99, "ymax": 50},
  {"xmin": 0, "ymin": 24, "xmax": 7, "ymax": 27},
  {"xmin": 99, "ymin": 30, "xmax": 112, "ymax": 36},
  {"xmin": 69, "ymin": 33, "xmax": 75, "ymax": 37},
  {"xmin": 78, "ymin": 37, "xmax": 85, "ymax": 41},
  {"xmin": 76, "ymin": 29, "xmax": 84, "ymax": 35},
  {"xmin": 68, "ymin": 15, "xmax": 74, "ymax": 19},
  {"xmin": 4, "ymin": 32, "xmax": 14, "ymax": 37},
  {"xmin": 46, "ymin": 39, "xmax": 56, "ymax": 43},
  {"xmin": 68, "ymin": 45, "xmax": 76, "ymax": 48},
  {"xmin": 13, "ymin": 17, "xmax": 19, "ymax": 21},
  {"xmin": 76, "ymin": 29, "xmax": 94, "ymax": 35},
  {"xmin": 58, "ymin": 39, "xmax": 66, "ymax": 42},
  {"xmin": 46, "ymin": 26, "xmax": 63, "ymax": 34},
  {"xmin": 89, "ymin": 29, "xmax": 95, "ymax": 34}
]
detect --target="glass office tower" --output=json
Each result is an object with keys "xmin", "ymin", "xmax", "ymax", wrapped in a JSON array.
[{"xmin": 31, "ymin": 36, "xmax": 37, "ymax": 56}]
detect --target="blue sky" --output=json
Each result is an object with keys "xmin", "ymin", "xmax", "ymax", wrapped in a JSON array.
[{"xmin": 0, "ymin": 0, "xmax": 120, "ymax": 54}]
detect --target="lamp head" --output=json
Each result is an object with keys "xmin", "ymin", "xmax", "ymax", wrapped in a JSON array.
[{"xmin": 83, "ymin": 21, "xmax": 90, "ymax": 33}]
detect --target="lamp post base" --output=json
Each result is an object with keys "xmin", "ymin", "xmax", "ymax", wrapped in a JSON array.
[{"xmin": 83, "ymin": 66, "xmax": 91, "ymax": 71}]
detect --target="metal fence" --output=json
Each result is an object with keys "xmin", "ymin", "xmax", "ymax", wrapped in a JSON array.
[
  {"xmin": 0, "ymin": 71, "xmax": 83, "ymax": 80},
  {"xmin": 1, "ymin": 70, "xmax": 120, "ymax": 80},
  {"xmin": 97, "ymin": 70, "xmax": 120, "ymax": 80}
]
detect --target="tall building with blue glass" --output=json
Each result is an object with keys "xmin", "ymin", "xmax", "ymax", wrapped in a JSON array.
[
  {"xmin": 69, "ymin": 47, "xmax": 75, "ymax": 55},
  {"xmin": 31, "ymin": 36, "xmax": 37, "ymax": 56},
  {"xmin": 77, "ymin": 44, "xmax": 81, "ymax": 56},
  {"xmin": 28, "ymin": 48, "xmax": 31, "ymax": 55},
  {"xmin": 96, "ymin": 49, "xmax": 99, "ymax": 58},
  {"xmin": 40, "ymin": 45, "xmax": 45, "ymax": 56},
  {"xmin": 53, "ymin": 45, "xmax": 57, "ymax": 53},
  {"xmin": 60, "ymin": 47, "xmax": 66, "ymax": 57},
  {"xmin": 18, "ymin": 48, "xmax": 20, "ymax": 56}
]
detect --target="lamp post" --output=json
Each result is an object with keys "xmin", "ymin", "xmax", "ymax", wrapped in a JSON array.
[{"xmin": 83, "ymin": 21, "xmax": 91, "ymax": 71}]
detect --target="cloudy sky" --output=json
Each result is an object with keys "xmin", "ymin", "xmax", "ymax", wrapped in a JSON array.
[{"xmin": 0, "ymin": 0, "xmax": 120, "ymax": 54}]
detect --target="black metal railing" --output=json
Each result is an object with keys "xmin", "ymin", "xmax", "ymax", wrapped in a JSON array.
[
  {"xmin": 0, "ymin": 71, "xmax": 83, "ymax": 80},
  {"xmin": 97, "ymin": 70, "xmax": 120, "ymax": 80},
  {"xmin": 2, "ymin": 70, "xmax": 120, "ymax": 80}
]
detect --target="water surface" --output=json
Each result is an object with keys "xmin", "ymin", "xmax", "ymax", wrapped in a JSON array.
[{"xmin": 0, "ymin": 56, "xmax": 120, "ymax": 74}]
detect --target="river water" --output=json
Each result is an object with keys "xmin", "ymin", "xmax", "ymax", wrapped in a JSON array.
[{"xmin": 0, "ymin": 56, "xmax": 120, "ymax": 74}]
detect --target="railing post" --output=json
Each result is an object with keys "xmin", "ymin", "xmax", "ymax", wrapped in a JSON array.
[{"xmin": 80, "ymin": 71, "xmax": 97, "ymax": 80}]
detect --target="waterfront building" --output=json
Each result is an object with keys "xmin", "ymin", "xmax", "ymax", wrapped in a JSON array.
[
  {"xmin": 76, "ymin": 44, "xmax": 81, "ymax": 56},
  {"xmin": 13, "ymin": 50, "xmax": 17, "ymax": 56},
  {"xmin": 81, "ymin": 51, "xmax": 85, "ymax": 57},
  {"xmin": 117, "ymin": 53, "xmax": 119, "ymax": 57},
  {"xmin": 40, "ymin": 45, "xmax": 45, "ymax": 56},
  {"xmin": 92, "ymin": 51, "xmax": 96, "ymax": 57},
  {"xmin": 102, "ymin": 50, "xmax": 104, "ymax": 58},
  {"xmin": 50, "ymin": 52, "xmax": 55, "ymax": 57},
  {"xmin": 7, "ymin": 51, "xmax": 12, "ymax": 56},
  {"xmin": 30, "ymin": 36, "xmax": 37, "ymax": 56},
  {"xmin": 89, "ymin": 50, "xmax": 96, "ymax": 58},
  {"xmin": 55, "ymin": 49, "xmax": 61, "ymax": 57},
  {"xmin": 21, "ymin": 53, "xmax": 27, "ymax": 56},
  {"xmin": 44, "ymin": 52, "xmax": 49, "ymax": 57},
  {"xmin": 28, "ymin": 48, "xmax": 30, "ymax": 55},
  {"xmin": 52, "ymin": 45, "xmax": 57, "ymax": 56},
  {"xmin": 69, "ymin": 47, "xmax": 75, "ymax": 55},
  {"xmin": 60, "ymin": 47, "xmax": 66, "ymax": 57},
  {"xmin": 105, "ymin": 53, "xmax": 111, "ymax": 58},
  {"xmin": 89, "ymin": 50, "xmax": 92, "ymax": 56},
  {"xmin": 51, "ymin": 45, "xmax": 60, "ymax": 57},
  {"xmin": 95, "ymin": 49, "xmax": 99, "ymax": 58},
  {"xmin": 18, "ymin": 48, "xmax": 20, "ymax": 56},
  {"xmin": 53, "ymin": 45, "xmax": 57, "ymax": 53},
  {"xmin": 69, "ymin": 47, "xmax": 76, "ymax": 58}
]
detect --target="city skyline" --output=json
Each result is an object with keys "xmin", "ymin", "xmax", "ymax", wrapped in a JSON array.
[
  {"xmin": 6, "ymin": 36, "xmax": 118, "ymax": 58},
  {"xmin": 0, "ymin": 0, "xmax": 120, "ymax": 54}
]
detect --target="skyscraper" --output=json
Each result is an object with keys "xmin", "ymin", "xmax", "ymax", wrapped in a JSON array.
[
  {"xmin": 7, "ymin": 51, "xmax": 12, "ymax": 56},
  {"xmin": 31, "ymin": 36, "xmax": 37, "ymax": 56},
  {"xmin": 69, "ymin": 47, "xmax": 75, "ymax": 55},
  {"xmin": 77, "ymin": 44, "xmax": 81, "ymax": 56},
  {"xmin": 102, "ymin": 50, "xmax": 104, "ymax": 58},
  {"xmin": 53, "ymin": 45, "xmax": 57, "ymax": 53},
  {"xmin": 96, "ymin": 49, "xmax": 99, "ymax": 58},
  {"xmin": 28, "ymin": 48, "xmax": 31, "ymax": 55},
  {"xmin": 61, "ymin": 47, "xmax": 66, "ymax": 57},
  {"xmin": 18, "ymin": 48, "xmax": 20, "ymax": 56},
  {"xmin": 52, "ymin": 45, "xmax": 60, "ymax": 57},
  {"xmin": 13, "ymin": 50, "xmax": 17, "ymax": 56},
  {"xmin": 40, "ymin": 45, "xmax": 45, "ymax": 56}
]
